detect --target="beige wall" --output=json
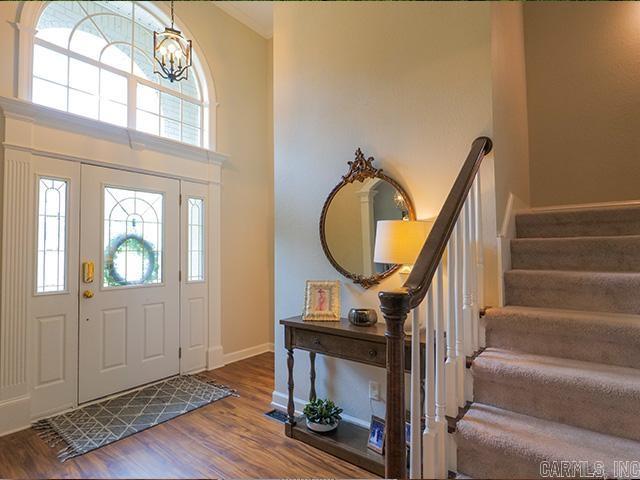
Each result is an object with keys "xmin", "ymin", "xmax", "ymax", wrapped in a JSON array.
[
  {"xmin": 525, "ymin": 2, "xmax": 640, "ymax": 207},
  {"xmin": 0, "ymin": 1, "xmax": 273, "ymax": 357},
  {"xmin": 274, "ymin": 1, "xmax": 492, "ymax": 422},
  {"xmin": 491, "ymin": 2, "xmax": 530, "ymax": 221}
]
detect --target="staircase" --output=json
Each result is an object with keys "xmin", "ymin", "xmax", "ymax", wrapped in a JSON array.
[{"xmin": 457, "ymin": 204, "xmax": 640, "ymax": 479}]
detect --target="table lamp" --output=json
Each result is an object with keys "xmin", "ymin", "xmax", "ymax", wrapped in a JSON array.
[{"xmin": 373, "ymin": 220, "xmax": 433, "ymax": 276}]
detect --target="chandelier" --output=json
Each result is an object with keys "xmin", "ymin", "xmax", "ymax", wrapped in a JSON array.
[{"xmin": 153, "ymin": 1, "xmax": 192, "ymax": 83}]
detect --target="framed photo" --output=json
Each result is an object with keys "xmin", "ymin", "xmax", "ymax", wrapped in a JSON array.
[
  {"xmin": 367, "ymin": 415, "xmax": 385, "ymax": 454},
  {"xmin": 303, "ymin": 280, "xmax": 340, "ymax": 321}
]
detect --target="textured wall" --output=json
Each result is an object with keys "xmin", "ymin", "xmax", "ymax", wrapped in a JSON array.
[
  {"xmin": 525, "ymin": 2, "xmax": 640, "ymax": 207},
  {"xmin": 273, "ymin": 1, "xmax": 492, "ymax": 423}
]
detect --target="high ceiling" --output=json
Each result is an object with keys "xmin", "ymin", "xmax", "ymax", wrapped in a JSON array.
[{"xmin": 214, "ymin": 1, "xmax": 274, "ymax": 39}]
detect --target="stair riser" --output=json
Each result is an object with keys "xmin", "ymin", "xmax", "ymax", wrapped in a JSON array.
[
  {"xmin": 473, "ymin": 374, "xmax": 640, "ymax": 442},
  {"xmin": 516, "ymin": 206, "xmax": 640, "ymax": 239},
  {"xmin": 457, "ymin": 437, "xmax": 542, "ymax": 479},
  {"xmin": 504, "ymin": 271, "xmax": 640, "ymax": 314},
  {"xmin": 511, "ymin": 237, "xmax": 640, "ymax": 272},
  {"xmin": 485, "ymin": 328, "xmax": 640, "ymax": 370}
]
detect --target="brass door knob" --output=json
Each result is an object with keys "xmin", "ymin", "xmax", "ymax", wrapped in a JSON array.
[{"xmin": 83, "ymin": 290, "xmax": 94, "ymax": 299}]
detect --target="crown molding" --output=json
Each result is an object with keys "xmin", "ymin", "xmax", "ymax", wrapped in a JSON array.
[{"xmin": 0, "ymin": 96, "xmax": 229, "ymax": 165}]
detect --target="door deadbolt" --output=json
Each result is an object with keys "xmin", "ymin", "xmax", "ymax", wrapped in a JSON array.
[
  {"xmin": 82, "ymin": 261, "xmax": 95, "ymax": 284},
  {"xmin": 83, "ymin": 290, "xmax": 94, "ymax": 299}
]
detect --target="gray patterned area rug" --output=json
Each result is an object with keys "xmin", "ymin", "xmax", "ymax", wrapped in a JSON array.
[{"xmin": 33, "ymin": 375, "xmax": 237, "ymax": 462}]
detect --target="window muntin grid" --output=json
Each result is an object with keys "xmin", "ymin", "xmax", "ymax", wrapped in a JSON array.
[
  {"xmin": 33, "ymin": 1, "xmax": 204, "ymax": 146},
  {"xmin": 103, "ymin": 186, "xmax": 164, "ymax": 287},
  {"xmin": 187, "ymin": 197, "xmax": 204, "ymax": 282},
  {"xmin": 36, "ymin": 177, "xmax": 68, "ymax": 294}
]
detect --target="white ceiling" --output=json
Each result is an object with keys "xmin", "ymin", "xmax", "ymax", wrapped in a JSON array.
[{"xmin": 214, "ymin": 1, "xmax": 274, "ymax": 39}]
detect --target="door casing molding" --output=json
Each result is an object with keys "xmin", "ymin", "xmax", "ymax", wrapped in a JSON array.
[{"xmin": 0, "ymin": 96, "xmax": 226, "ymax": 434}]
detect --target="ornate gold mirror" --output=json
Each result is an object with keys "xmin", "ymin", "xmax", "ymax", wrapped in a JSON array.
[{"xmin": 320, "ymin": 148, "xmax": 415, "ymax": 288}]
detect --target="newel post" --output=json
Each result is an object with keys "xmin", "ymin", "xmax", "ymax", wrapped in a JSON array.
[{"xmin": 379, "ymin": 290, "xmax": 411, "ymax": 479}]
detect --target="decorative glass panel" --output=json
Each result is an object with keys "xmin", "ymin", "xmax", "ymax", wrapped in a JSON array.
[
  {"xmin": 34, "ymin": 1, "xmax": 206, "ymax": 146},
  {"xmin": 70, "ymin": 59, "xmax": 99, "ymax": 95},
  {"xmin": 33, "ymin": 45, "xmax": 68, "ymax": 85},
  {"xmin": 187, "ymin": 198, "xmax": 204, "ymax": 281},
  {"xmin": 137, "ymin": 84, "xmax": 159, "ymax": 113},
  {"xmin": 36, "ymin": 178, "xmax": 68, "ymax": 293},
  {"xmin": 182, "ymin": 125, "xmax": 201, "ymax": 146},
  {"xmin": 137, "ymin": 110, "xmax": 159, "ymax": 135},
  {"xmin": 103, "ymin": 187, "xmax": 163, "ymax": 287},
  {"xmin": 33, "ymin": 78, "xmax": 68, "ymax": 111},
  {"xmin": 69, "ymin": 89, "xmax": 99, "ymax": 119}
]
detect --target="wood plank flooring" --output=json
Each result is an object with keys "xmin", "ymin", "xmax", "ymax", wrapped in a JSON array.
[{"xmin": 0, "ymin": 353, "xmax": 374, "ymax": 479}]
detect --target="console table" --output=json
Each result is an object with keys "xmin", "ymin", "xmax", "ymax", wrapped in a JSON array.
[{"xmin": 280, "ymin": 315, "xmax": 425, "ymax": 476}]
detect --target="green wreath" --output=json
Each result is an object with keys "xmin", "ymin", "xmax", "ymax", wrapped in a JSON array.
[{"xmin": 104, "ymin": 234, "xmax": 158, "ymax": 286}]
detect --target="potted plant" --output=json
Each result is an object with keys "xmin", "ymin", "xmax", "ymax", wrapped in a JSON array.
[{"xmin": 303, "ymin": 398, "xmax": 343, "ymax": 433}]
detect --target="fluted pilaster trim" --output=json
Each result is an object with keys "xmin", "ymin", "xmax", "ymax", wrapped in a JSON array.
[{"xmin": 0, "ymin": 152, "xmax": 32, "ymax": 399}]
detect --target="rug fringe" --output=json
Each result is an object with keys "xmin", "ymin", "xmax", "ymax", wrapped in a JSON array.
[
  {"xmin": 32, "ymin": 419, "xmax": 79, "ymax": 461},
  {"xmin": 191, "ymin": 373, "xmax": 240, "ymax": 397}
]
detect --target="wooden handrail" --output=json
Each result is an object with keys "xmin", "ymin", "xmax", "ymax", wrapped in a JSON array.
[
  {"xmin": 404, "ymin": 136, "xmax": 492, "ymax": 309},
  {"xmin": 378, "ymin": 136, "xmax": 492, "ymax": 479}
]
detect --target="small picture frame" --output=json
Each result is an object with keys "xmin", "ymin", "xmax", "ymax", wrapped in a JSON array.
[
  {"xmin": 367, "ymin": 415, "xmax": 386, "ymax": 454},
  {"xmin": 303, "ymin": 280, "xmax": 340, "ymax": 321}
]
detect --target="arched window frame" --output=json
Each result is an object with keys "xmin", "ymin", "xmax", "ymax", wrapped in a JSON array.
[{"xmin": 15, "ymin": 1, "xmax": 217, "ymax": 151}]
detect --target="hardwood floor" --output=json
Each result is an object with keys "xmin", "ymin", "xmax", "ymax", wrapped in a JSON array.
[{"xmin": 0, "ymin": 353, "xmax": 374, "ymax": 479}]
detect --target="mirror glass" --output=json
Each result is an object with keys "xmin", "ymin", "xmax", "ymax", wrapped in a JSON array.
[{"xmin": 324, "ymin": 178, "xmax": 409, "ymax": 279}]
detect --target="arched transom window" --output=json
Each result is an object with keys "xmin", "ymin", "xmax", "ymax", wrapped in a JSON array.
[{"xmin": 33, "ymin": 1, "xmax": 206, "ymax": 147}]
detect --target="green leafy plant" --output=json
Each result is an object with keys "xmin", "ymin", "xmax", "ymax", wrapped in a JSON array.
[{"xmin": 303, "ymin": 398, "xmax": 343, "ymax": 425}]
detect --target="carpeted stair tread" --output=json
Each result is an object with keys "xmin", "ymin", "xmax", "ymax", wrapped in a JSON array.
[
  {"xmin": 511, "ymin": 235, "xmax": 640, "ymax": 272},
  {"xmin": 473, "ymin": 348, "xmax": 640, "ymax": 441},
  {"xmin": 484, "ymin": 306, "xmax": 640, "ymax": 368},
  {"xmin": 504, "ymin": 269, "xmax": 640, "ymax": 314},
  {"xmin": 456, "ymin": 403, "xmax": 640, "ymax": 479},
  {"xmin": 516, "ymin": 204, "xmax": 640, "ymax": 238}
]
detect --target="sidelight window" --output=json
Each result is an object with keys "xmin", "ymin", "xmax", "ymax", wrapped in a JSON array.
[
  {"xmin": 36, "ymin": 177, "xmax": 68, "ymax": 294},
  {"xmin": 187, "ymin": 197, "xmax": 205, "ymax": 282}
]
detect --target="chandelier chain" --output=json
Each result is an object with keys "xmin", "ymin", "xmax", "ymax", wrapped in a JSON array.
[{"xmin": 170, "ymin": 0, "xmax": 175, "ymax": 28}]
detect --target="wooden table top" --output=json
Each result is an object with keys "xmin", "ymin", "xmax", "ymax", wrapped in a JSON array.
[{"xmin": 280, "ymin": 315, "xmax": 426, "ymax": 344}]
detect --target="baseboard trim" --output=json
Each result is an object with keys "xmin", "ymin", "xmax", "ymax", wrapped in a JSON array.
[
  {"xmin": 497, "ymin": 193, "xmax": 528, "ymax": 307},
  {"xmin": 207, "ymin": 345, "xmax": 225, "ymax": 370},
  {"xmin": 223, "ymin": 342, "xmax": 274, "ymax": 366},
  {"xmin": 0, "ymin": 395, "xmax": 31, "ymax": 437},
  {"xmin": 527, "ymin": 199, "xmax": 640, "ymax": 212},
  {"xmin": 270, "ymin": 391, "xmax": 370, "ymax": 429}
]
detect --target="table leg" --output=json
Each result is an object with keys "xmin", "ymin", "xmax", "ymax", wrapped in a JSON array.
[
  {"xmin": 287, "ymin": 348, "xmax": 296, "ymax": 426},
  {"xmin": 309, "ymin": 351, "xmax": 317, "ymax": 401}
]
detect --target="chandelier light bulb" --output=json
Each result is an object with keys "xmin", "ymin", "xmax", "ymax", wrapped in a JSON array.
[{"xmin": 153, "ymin": 1, "xmax": 192, "ymax": 82}]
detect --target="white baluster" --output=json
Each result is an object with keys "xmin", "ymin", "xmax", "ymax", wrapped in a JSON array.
[
  {"xmin": 468, "ymin": 187, "xmax": 479, "ymax": 353},
  {"xmin": 434, "ymin": 262, "xmax": 447, "ymax": 479},
  {"xmin": 474, "ymin": 173, "xmax": 485, "ymax": 347},
  {"xmin": 454, "ymin": 217, "xmax": 466, "ymax": 409},
  {"xmin": 410, "ymin": 307, "xmax": 422, "ymax": 479},
  {"xmin": 445, "ymin": 234, "xmax": 458, "ymax": 418},
  {"xmin": 422, "ymin": 286, "xmax": 437, "ymax": 479},
  {"xmin": 462, "ymin": 199, "xmax": 474, "ymax": 357}
]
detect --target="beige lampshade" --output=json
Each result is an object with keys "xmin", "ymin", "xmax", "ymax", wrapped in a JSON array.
[{"xmin": 374, "ymin": 220, "xmax": 432, "ymax": 266}]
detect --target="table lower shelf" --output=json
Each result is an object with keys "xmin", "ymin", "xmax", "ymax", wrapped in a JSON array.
[{"xmin": 286, "ymin": 416, "xmax": 384, "ymax": 476}]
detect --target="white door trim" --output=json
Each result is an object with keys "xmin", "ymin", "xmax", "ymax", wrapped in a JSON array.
[{"xmin": 0, "ymin": 97, "xmax": 225, "ymax": 435}]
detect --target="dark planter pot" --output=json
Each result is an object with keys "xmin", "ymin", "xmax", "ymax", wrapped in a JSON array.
[{"xmin": 348, "ymin": 308, "xmax": 378, "ymax": 327}]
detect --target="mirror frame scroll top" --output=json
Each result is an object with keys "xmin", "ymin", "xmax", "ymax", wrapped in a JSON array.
[{"xmin": 319, "ymin": 148, "xmax": 416, "ymax": 289}]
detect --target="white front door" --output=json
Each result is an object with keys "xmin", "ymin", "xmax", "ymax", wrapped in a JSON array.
[{"xmin": 78, "ymin": 165, "xmax": 180, "ymax": 403}]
